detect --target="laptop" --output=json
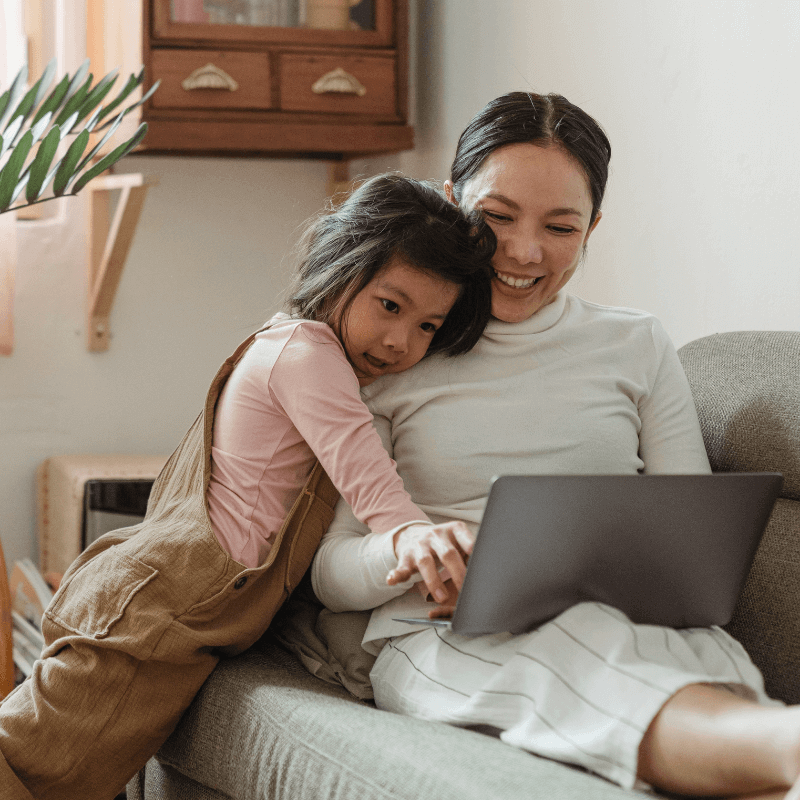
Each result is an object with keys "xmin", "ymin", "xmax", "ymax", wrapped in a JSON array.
[{"xmin": 395, "ymin": 473, "xmax": 782, "ymax": 636}]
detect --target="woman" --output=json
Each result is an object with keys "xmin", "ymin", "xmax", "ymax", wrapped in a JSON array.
[{"xmin": 311, "ymin": 92, "xmax": 800, "ymax": 799}]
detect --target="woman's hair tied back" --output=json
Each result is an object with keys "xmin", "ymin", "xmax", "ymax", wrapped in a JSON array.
[{"xmin": 450, "ymin": 91, "xmax": 612, "ymax": 225}]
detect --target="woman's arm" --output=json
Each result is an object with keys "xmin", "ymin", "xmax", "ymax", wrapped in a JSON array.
[
  {"xmin": 311, "ymin": 497, "xmax": 415, "ymax": 612},
  {"xmin": 638, "ymin": 320, "xmax": 711, "ymax": 474}
]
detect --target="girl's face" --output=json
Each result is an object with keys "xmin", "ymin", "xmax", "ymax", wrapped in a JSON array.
[
  {"xmin": 446, "ymin": 142, "xmax": 601, "ymax": 323},
  {"xmin": 335, "ymin": 256, "xmax": 460, "ymax": 387}
]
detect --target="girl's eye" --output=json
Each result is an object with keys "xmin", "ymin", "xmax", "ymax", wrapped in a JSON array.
[
  {"xmin": 548, "ymin": 225, "xmax": 576, "ymax": 234},
  {"xmin": 420, "ymin": 322, "xmax": 438, "ymax": 334},
  {"xmin": 381, "ymin": 299, "xmax": 399, "ymax": 313}
]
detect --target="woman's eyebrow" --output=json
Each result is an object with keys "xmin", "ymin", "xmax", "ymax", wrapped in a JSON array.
[
  {"xmin": 550, "ymin": 207, "xmax": 585, "ymax": 218},
  {"xmin": 482, "ymin": 192, "xmax": 520, "ymax": 209}
]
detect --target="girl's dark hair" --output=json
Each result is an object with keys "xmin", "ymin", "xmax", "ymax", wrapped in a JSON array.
[
  {"xmin": 450, "ymin": 92, "xmax": 611, "ymax": 225},
  {"xmin": 287, "ymin": 174, "xmax": 495, "ymax": 357}
]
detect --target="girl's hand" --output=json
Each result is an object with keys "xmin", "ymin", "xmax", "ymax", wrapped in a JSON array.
[{"xmin": 388, "ymin": 521, "xmax": 474, "ymax": 604}]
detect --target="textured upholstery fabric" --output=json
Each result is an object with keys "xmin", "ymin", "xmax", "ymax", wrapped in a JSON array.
[
  {"xmin": 678, "ymin": 331, "xmax": 800, "ymax": 500},
  {"xmin": 133, "ymin": 330, "xmax": 800, "ymax": 800},
  {"xmin": 721, "ymin": 496, "xmax": 800, "ymax": 703},
  {"xmin": 678, "ymin": 332, "xmax": 800, "ymax": 704},
  {"xmin": 146, "ymin": 638, "xmax": 645, "ymax": 800}
]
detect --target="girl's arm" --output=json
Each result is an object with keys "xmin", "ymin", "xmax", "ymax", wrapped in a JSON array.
[
  {"xmin": 270, "ymin": 327, "xmax": 430, "ymax": 534},
  {"xmin": 310, "ymin": 412, "xmax": 473, "ymax": 612},
  {"xmin": 274, "ymin": 327, "xmax": 471, "ymax": 607}
]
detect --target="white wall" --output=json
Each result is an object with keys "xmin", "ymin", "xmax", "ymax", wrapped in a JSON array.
[
  {"xmin": 3, "ymin": 0, "xmax": 800, "ymax": 568},
  {"xmin": 358, "ymin": 0, "xmax": 800, "ymax": 348}
]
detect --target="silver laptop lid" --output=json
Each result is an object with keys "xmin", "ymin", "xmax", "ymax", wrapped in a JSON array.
[{"xmin": 448, "ymin": 473, "xmax": 782, "ymax": 636}]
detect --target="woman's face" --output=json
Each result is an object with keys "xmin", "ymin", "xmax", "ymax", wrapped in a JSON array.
[{"xmin": 447, "ymin": 142, "xmax": 601, "ymax": 323}]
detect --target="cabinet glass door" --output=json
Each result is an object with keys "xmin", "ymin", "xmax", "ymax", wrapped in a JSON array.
[{"xmin": 170, "ymin": 0, "xmax": 375, "ymax": 31}]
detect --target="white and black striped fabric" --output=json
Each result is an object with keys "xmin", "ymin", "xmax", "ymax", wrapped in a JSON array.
[{"xmin": 370, "ymin": 602, "xmax": 779, "ymax": 789}]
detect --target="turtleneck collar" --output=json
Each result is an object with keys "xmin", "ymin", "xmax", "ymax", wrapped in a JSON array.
[{"xmin": 483, "ymin": 292, "xmax": 569, "ymax": 337}]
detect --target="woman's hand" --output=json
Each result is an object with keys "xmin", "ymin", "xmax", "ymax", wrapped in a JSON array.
[
  {"xmin": 387, "ymin": 521, "xmax": 474, "ymax": 604},
  {"xmin": 426, "ymin": 578, "xmax": 459, "ymax": 619}
]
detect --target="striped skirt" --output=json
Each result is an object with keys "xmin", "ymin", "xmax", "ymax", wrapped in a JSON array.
[{"xmin": 369, "ymin": 602, "xmax": 778, "ymax": 789}]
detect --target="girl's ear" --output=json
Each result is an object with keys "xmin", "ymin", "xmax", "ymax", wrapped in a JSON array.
[{"xmin": 444, "ymin": 180, "xmax": 458, "ymax": 205}]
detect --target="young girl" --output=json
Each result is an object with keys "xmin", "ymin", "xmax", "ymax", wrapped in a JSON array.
[{"xmin": 0, "ymin": 174, "xmax": 495, "ymax": 800}]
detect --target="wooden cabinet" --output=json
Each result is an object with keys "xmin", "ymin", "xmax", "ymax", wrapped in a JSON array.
[{"xmin": 88, "ymin": 0, "xmax": 413, "ymax": 159}]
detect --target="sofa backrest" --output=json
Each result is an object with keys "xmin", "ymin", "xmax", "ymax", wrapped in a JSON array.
[
  {"xmin": 678, "ymin": 330, "xmax": 800, "ymax": 499},
  {"xmin": 678, "ymin": 330, "xmax": 800, "ymax": 703}
]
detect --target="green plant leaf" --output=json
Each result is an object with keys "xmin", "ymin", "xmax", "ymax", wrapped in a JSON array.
[
  {"xmin": 95, "ymin": 79, "xmax": 159, "ymax": 131},
  {"xmin": 53, "ymin": 128, "xmax": 90, "ymax": 195},
  {"xmin": 72, "ymin": 122, "xmax": 148, "ymax": 194},
  {"xmin": 74, "ymin": 68, "xmax": 119, "ymax": 125},
  {"xmin": 0, "ymin": 129, "xmax": 34, "ymax": 211},
  {"xmin": 25, "ymin": 126, "xmax": 61, "ymax": 202},
  {"xmin": 97, "ymin": 67, "xmax": 143, "ymax": 122},
  {"xmin": 31, "ymin": 74, "xmax": 70, "ymax": 126},
  {"xmin": 10, "ymin": 172, "xmax": 31, "ymax": 205},
  {"xmin": 0, "ymin": 115, "xmax": 24, "ymax": 158},
  {"xmin": 83, "ymin": 106, "xmax": 104, "ymax": 133},
  {"xmin": 54, "ymin": 74, "xmax": 93, "ymax": 130},
  {"xmin": 62, "ymin": 59, "xmax": 90, "ymax": 107},
  {"xmin": 58, "ymin": 112, "xmax": 79, "ymax": 142},
  {"xmin": 8, "ymin": 84, "xmax": 38, "ymax": 128},
  {"xmin": 12, "ymin": 112, "xmax": 54, "ymax": 192},
  {"xmin": 32, "ymin": 58, "xmax": 57, "ymax": 110},
  {"xmin": 0, "ymin": 64, "xmax": 28, "ymax": 131},
  {"xmin": 74, "ymin": 111, "xmax": 124, "ymax": 174},
  {"xmin": 29, "ymin": 111, "xmax": 52, "ymax": 144}
]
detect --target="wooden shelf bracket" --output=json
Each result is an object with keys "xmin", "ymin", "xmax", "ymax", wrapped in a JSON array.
[{"xmin": 87, "ymin": 173, "xmax": 156, "ymax": 352}]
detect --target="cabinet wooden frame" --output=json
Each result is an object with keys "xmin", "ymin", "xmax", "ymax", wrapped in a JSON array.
[
  {"xmin": 151, "ymin": 0, "xmax": 395, "ymax": 48},
  {"xmin": 139, "ymin": 0, "xmax": 412, "ymax": 158}
]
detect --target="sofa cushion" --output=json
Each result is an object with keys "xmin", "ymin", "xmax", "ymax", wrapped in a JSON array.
[
  {"xmin": 678, "ymin": 330, "xmax": 800, "ymax": 500},
  {"xmin": 723, "ymin": 497, "xmax": 800, "ymax": 704},
  {"xmin": 150, "ymin": 637, "xmax": 649, "ymax": 800}
]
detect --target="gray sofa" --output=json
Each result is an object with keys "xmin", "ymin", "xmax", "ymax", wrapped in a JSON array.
[{"xmin": 128, "ymin": 330, "xmax": 800, "ymax": 800}]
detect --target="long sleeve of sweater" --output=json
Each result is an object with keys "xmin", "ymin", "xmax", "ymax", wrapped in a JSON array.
[{"xmin": 311, "ymin": 294, "xmax": 711, "ymax": 639}]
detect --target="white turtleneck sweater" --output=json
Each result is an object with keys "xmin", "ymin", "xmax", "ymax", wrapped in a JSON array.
[{"xmin": 310, "ymin": 293, "xmax": 711, "ymax": 649}]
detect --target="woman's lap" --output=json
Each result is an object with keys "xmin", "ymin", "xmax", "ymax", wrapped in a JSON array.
[{"xmin": 369, "ymin": 602, "xmax": 777, "ymax": 790}]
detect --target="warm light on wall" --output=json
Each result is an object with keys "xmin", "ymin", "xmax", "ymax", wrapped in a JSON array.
[{"xmin": 0, "ymin": 213, "xmax": 16, "ymax": 356}]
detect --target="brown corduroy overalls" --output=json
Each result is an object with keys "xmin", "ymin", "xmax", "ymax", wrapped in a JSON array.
[{"xmin": 0, "ymin": 330, "xmax": 339, "ymax": 800}]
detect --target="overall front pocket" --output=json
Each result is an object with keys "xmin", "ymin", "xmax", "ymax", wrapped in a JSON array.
[{"xmin": 46, "ymin": 547, "xmax": 159, "ymax": 639}]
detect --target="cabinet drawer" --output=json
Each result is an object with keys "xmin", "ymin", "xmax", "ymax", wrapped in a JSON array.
[
  {"xmin": 279, "ymin": 54, "xmax": 396, "ymax": 116},
  {"xmin": 150, "ymin": 50, "xmax": 272, "ymax": 110}
]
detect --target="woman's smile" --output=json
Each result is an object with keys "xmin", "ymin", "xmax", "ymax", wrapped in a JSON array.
[{"xmin": 493, "ymin": 270, "xmax": 545, "ymax": 289}]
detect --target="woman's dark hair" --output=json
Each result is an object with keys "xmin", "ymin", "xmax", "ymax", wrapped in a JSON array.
[
  {"xmin": 450, "ymin": 92, "xmax": 612, "ymax": 225},
  {"xmin": 287, "ymin": 174, "xmax": 496, "ymax": 357}
]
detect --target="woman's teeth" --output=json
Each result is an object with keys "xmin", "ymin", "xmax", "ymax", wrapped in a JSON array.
[{"xmin": 494, "ymin": 271, "xmax": 541, "ymax": 289}]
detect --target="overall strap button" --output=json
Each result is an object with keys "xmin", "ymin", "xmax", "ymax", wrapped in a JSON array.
[{"xmin": 233, "ymin": 576, "xmax": 248, "ymax": 590}]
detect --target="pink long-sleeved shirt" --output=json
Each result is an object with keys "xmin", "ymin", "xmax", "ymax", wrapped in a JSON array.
[{"xmin": 206, "ymin": 314, "xmax": 428, "ymax": 567}]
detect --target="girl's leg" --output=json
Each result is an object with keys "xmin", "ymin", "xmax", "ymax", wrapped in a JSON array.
[{"xmin": 637, "ymin": 683, "xmax": 800, "ymax": 797}]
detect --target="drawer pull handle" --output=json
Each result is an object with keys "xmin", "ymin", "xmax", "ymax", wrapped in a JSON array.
[
  {"xmin": 182, "ymin": 64, "xmax": 239, "ymax": 92},
  {"xmin": 311, "ymin": 67, "xmax": 366, "ymax": 97}
]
